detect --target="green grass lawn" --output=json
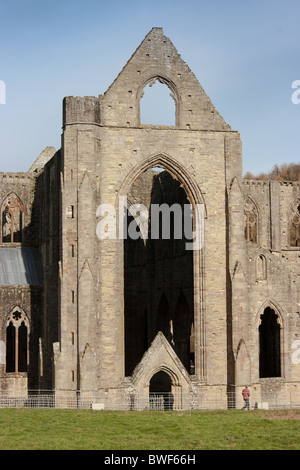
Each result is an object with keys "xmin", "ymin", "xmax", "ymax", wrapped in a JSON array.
[{"xmin": 0, "ymin": 408, "xmax": 299, "ymax": 450}]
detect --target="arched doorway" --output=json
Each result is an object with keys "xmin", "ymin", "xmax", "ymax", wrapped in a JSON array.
[
  {"xmin": 149, "ymin": 371, "xmax": 174, "ymax": 410},
  {"xmin": 259, "ymin": 306, "xmax": 281, "ymax": 378},
  {"xmin": 150, "ymin": 370, "xmax": 171, "ymax": 393}
]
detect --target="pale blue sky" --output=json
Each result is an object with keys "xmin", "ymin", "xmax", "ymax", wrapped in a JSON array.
[{"xmin": 0, "ymin": 0, "xmax": 299, "ymax": 174}]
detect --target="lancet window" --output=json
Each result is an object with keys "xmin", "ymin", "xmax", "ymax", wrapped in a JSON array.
[{"xmin": 244, "ymin": 197, "xmax": 258, "ymax": 243}]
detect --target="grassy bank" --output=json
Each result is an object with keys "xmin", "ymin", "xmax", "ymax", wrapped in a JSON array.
[{"xmin": 0, "ymin": 408, "xmax": 299, "ymax": 450}]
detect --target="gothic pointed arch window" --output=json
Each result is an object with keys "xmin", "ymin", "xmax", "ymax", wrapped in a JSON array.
[
  {"xmin": 6, "ymin": 307, "xmax": 30, "ymax": 373},
  {"xmin": 1, "ymin": 192, "xmax": 24, "ymax": 243},
  {"xmin": 289, "ymin": 198, "xmax": 300, "ymax": 247},
  {"xmin": 244, "ymin": 197, "xmax": 258, "ymax": 243},
  {"xmin": 122, "ymin": 154, "xmax": 204, "ymax": 381},
  {"xmin": 138, "ymin": 76, "xmax": 179, "ymax": 127}
]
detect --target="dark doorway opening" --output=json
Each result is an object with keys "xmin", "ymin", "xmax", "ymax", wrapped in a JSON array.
[
  {"xmin": 259, "ymin": 307, "xmax": 281, "ymax": 378},
  {"xmin": 149, "ymin": 371, "xmax": 174, "ymax": 410}
]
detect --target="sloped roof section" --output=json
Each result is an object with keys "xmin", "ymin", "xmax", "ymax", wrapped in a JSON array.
[
  {"xmin": 0, "ymin": 247, "xmax": 43, "ymax": 286},
  {"xmin": 28, "ymin": 146, "xmax": 57, "ymax": 174}
]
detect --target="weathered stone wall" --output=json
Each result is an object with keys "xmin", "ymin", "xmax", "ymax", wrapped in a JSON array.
[
  {"xmin": 229, "ymin": 176, "xmax": 300, "ymax": 407},
  {"xmin": 55, "ymin": 28, "xmax": 241, "ymax": 400},
  {"xmin": 34, "ymin": 151, "xmax": 61, "ymax": 389}
]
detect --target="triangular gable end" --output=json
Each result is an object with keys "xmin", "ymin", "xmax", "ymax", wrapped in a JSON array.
[
  {"xmin": 131, "ymin": 331, "xmax": 191, "ymax": 389},
  {"xmin": 101, "ymin": 27, "xmax": 231, "ymax": 131}
]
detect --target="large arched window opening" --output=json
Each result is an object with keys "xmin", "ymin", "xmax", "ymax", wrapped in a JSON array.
[
  {"xmin": 5, "ymin": 308, "xmax": 29, "ymax": 373},
  {"xmin": 138, "ymin": 77, "xmax": 179, "ymax": 127},
  {"xmin": 259, "ymin": 306, "xmax": 281, "ymax": 378},
  {"xmin": 140, "ymin": 79, "xmax": 176, "ymax": 126},
  {"xmin": 123, "ymin": 165, "xmax": 195, "ymax": 377}
]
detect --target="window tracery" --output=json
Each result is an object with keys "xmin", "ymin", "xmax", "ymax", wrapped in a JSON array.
[
  {"xmin": 1, "ymin": 192, "xmax": 24, "ymax": 243},
  {"xmin": 6, "ymin": 308, "xmax": 29, "ymax": 373}
]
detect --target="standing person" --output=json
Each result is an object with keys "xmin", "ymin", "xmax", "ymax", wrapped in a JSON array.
[{"xmin": 242, "ymin": 385, "xmax": 250, "ymax": 410}]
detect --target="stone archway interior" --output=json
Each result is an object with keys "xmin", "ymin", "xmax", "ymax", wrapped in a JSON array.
[{"xmin": 124, "ymin": 167, "xmax": 194, "ymax": 376}]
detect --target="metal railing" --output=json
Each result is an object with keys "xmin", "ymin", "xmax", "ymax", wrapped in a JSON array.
[{"xmin": 0, "ymin": 390, "xmax": 299, "ymax": 411}]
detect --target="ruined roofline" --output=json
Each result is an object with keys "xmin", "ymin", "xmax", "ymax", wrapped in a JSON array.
[
  {"xmin": 28, "ymin": 146, "xmax": 57, "ymax": 174},
  {"xmin": 242, "ymin": 178, "xmax": 300, "ymax": 186},
  {"xmin": 101, "ymin": 27, "xmax": 204, "ymax": 104},
  {"xmin": 102, "ymin": 28, "xmax": 168, "ymax": 99}
]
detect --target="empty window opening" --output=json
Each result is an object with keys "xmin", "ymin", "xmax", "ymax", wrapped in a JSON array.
[
  {"xmin": 259, "ymin": 307, "xmax": 281, "ymax": 378},
  {"xmin": 140, "ymin": 79, "xmax": 176, "ymax": 126}
]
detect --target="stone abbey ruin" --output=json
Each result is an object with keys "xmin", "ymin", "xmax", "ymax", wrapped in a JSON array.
[{"xmin": 0, "ymin": 28, "xmax": 300, "ymax": 409}]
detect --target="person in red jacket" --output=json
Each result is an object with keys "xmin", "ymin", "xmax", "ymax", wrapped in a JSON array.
[{"xmin": 242, "ymin": 385, "xmax": 250, "ymax": 410}]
